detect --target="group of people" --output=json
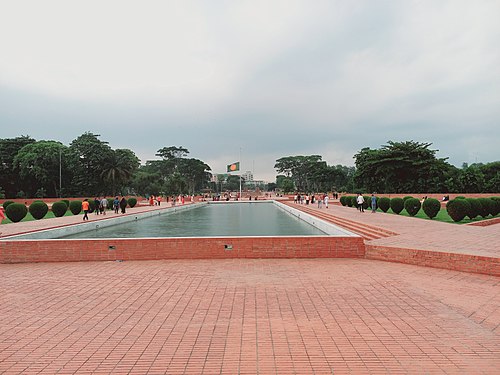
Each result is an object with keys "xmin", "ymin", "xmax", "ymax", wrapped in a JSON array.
[
  {"xmin": 82, "ymin": 197, "xmax": 128, "ymax": 221},
  {"xmin": 293, "ymin": 193, "xmax": 330, "ymax": 208},
  {"xmin": 356, "ymin": 193, "xmax": 378, "ymax": 213}
]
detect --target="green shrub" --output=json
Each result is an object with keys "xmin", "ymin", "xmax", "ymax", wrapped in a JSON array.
[
  {"xmin": 86, "ymin": 199, "xmax": 96, "ymax": 213},
  {"xmin": 465, "ymin": 198, "xmax": 480, "ymax": 219},
  {"xmin": 378, "ymin": 197, "xmax": 390, "ymax": 212},
  {"xmin": 339, "ymin": 196, "xmax": 348, "ymax": 206},
  {"xmin": 490, "ymin": 197, "xmax": 500, "ymax": 216},
  {"xmin": 107, "ymin": 198, "xmax": 114, "ymax": 210},
  {"xmin": 476, "ymin": 198, "xmax": 492, "ymax": 218},
  {"xmin": 51, "ymin": 201, "xmax": 68, "ymax": 217},
  {"xmin": 455, "ymin": 196, "xmax": 466, "ymax": 200},
  {"xmin": 485, "ymin": 198, "xmax": 497, "ymax": 216},
  {"xmin": 390, "ymin": 198, "xmax": 404, "ymax": 214},
  {"xmin": 5, "ymin": 203, "xmax": 28, "ymax": 222},
  {"xmin": 446, "ymin": 199, "xmax": 469, "ymax": 222},
  {"xmin": 62, "ymin": 199, "xmax": 70, "ymax": 208},
  {"xmin": 404, "ymin": 198, "xmax": 421, "ymax": 216},
  {"xmin": 403, "ymin": 196, "xmax": 413, "ymax": 202},
  {"xmin": 362, "ymin": 196, "xmax": 370, "ymax": 209},
  {"xmin": 29, "ymin": 201, "xmax": 49, "ymax": 220},
  {"xmin": 422, "ymin": 198, "xmax": 440, "ymax": 219},
  {"xmin": 3, "ymin": 200, "xmax": 14, "ymax": 209},
  {"xmin": 128, "ymin": 197, "xmax": 137, "ymax": 208},
  {"xmin": 346, "ymin": 196, "xmax": 354, "ymax": 207},
  {"xmin": 69, "ymin": 200, "xmax": 82, "ymax": 215}
]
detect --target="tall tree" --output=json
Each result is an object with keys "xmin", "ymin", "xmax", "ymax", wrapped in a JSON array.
[
  {"xmin": 101, "ymin": 149, "xmax": 140, "ymax": 196},
  {"xmin": 13, "ymin": 141, "xmax": 70, "ymax": 197},
  {"xmin": 69, "ymin": 132, "xmax": 113, "ymax": 196},
  {"xmin": 354, "ymin": 141, "xmax": 451, "ymax": 193},
  {"xmin": 0, "ymin": 136, "xmax": 36, "ymax": 197}
]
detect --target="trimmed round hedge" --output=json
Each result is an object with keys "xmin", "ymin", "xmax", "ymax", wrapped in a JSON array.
[
  {"xmin": 390, "ymin": 198, "xmax": 404, "ymax": 214},
  {"xmin": 3, "ymin": 200, "xmax": 14, "ymax": 209},
  {"xmin": 51, "ymin": 201, "xmax": 68, "ymax": 217},
  {"xmin": 465, "ymin": 198, "xmax": 480, "ymax": 219},
  {"xmin": 490, "ymin": 197, "xmax": 500, "ymax": 216},
  {"xmin": 403, "ymin": 196, "xmax": 413, "ymax": 202},
  {"xmin": 29, "ymin": 201, "xmax": 49, "ymax": 220},
  {"xmin": 404, "ymin": 198, "xmax": 421, "ymax": 216},
  {"xmin": 62, "ymin": 199, "xmax": 70, "ymax": 208},
  {"xmin": 346, "ymin": 196, "xmax": 354, "ymax": 207},
  {"xmin": 378, "ymin": 197, "xmax": 390, "ymax": 212},
  {"xmin": 362, "ymin": 196, "xmax": 370, "ymax": 209},
  {"xmin": 422, "ymin": 198, "xmax": 440, "ymax": 219},
  {"xmin": 339, "ymin": 196, "xmax": 347, "ymax": 206},
  {"xmin": 446, "ymin": 199, "xmax": 470, "ymax": 222},
  {"xmin": 477, "ymin": 198, "xmax": 492, "ymax": 218},
  {"xmin": 128, "ymin": 197, "xmax": 137, "ymax": 208},
  {"xmin": 5, "ymin": 203, "xmax": 28, "ymax": 223},
  {"xmin": 69, "ymin": 200, "xmax": 82, "ymax": 215}
]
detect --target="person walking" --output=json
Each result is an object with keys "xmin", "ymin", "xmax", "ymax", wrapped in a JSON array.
[
  {"xmin": 324, "ymin": 194, "xmax": 329, "ymax": 209},
  {"xmin": 100, "ymin": 196, "xmax": 108, "ymax": 215},
  {"xmin": 113, "ymin": 197, "xmax": 120, "ymax": 214},
  {"xmin": 356, "ymin": 193, "xmax": 365, "ymax": 212},
  {"xmin": 94, "ymin": 197, "xmax": 100, "ymax": 215},
  {"xmin": 82, "ymin": 199, "xmax": 90, "ymax": 221},
  {"xmin": 120, "ymin": 197, "xmax": 127, "ymax": 214},
  {"xmin": 371, "ymin": 193, "xmax": 377, "ymax": 213}
]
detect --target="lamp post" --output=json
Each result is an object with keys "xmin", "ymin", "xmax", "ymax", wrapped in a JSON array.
[{"xmin": 59, "ymin": 147, "xmax": 62, "ymax": 198}]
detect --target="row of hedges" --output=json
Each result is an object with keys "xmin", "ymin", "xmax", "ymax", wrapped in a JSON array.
[
  {"xmin": 339, "ymin": 194, "xmax": 500, "ymax": 222},
  {"xmin": 2, "ymin": 198, "xmax": 138, "ymax": 223},
  {"xmin": 446, "ymin": 197, "xmax": 500, "ymax": 222}
]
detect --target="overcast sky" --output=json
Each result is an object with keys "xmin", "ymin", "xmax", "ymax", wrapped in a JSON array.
[{"xmin": 1, "ymin": 0, "xmax": 499, "ymax": 181}]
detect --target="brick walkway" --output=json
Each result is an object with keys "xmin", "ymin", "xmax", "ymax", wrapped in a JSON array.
[
  {"xmin": 1, "ymin": 200, "xmax": 499, "ymax": 373},
  {"xmin": 289, "ymin": 202, "xmax": 499, "ymax": 258},
  {"xmin": 1, "ymin": 259, "xmax": 499, "ymax": 374}
]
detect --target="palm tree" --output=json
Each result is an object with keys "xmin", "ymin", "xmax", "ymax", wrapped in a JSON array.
[{"xmin": 101, "ymin": 149, "xmax": 140, "ymax": 195}]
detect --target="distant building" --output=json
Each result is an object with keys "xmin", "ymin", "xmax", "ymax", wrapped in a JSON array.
[{"xmin": 241, "ymin": 171, "xmax": 253, "ymax": 181}]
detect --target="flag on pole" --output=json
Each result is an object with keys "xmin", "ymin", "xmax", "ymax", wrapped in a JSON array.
[{"xmin": 227, "ymin": 162, "xmax": 240, "ymax": 172}]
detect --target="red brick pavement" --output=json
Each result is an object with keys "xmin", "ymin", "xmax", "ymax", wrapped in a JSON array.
[{"xmin": 0, "ymin": 259, "xmax": 499, "ymax": 374}]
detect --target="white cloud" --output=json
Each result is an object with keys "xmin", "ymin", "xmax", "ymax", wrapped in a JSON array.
[{"xmin": 0, "ymin": 0, "xmax": 499, "ymax": 181}]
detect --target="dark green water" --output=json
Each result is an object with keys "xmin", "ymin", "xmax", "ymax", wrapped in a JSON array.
[{"xmin": 61, "ymin": 203, "xmax": 327, "ymax": 238}]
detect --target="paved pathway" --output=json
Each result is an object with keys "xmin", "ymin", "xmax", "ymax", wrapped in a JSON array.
[
  {"xmin": 294, "ymin": 202, "xmax": 499, "ymax": 258},
  {"xmin": 1, "ymin": 259, "xmax": 499, "ymax": 374},
  {"xmin": 0, "ymin": 202, "xmax": 182, "ymax": 238},
  {"xmin": 1, "ymin": 199, "xmax": 499, "ymax": 374}
]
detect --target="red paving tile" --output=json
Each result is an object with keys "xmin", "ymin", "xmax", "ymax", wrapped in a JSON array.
[{"xmin": 1, "ymin": 259, "xmax": 499, "ymax": 374}]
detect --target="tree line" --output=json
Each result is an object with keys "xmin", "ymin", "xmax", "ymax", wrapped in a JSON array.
[
  {"xmin": 1, "ymin": 136, "xmax": 498, "ymax": 199},
  {"xmin": 274, "ymin": 141, "xmax": 499, "ymax": 194},
  {"xmin": 0, "ymin": 133, "xmax": 214, "ymax": 199}
]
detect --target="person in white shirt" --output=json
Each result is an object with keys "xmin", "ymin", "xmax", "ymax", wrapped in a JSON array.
[{"xmin": 356, "ymin": 194, "xmax": 365, "ymax": 212}]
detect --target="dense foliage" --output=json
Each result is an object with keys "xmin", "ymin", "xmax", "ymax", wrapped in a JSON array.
[
  {"xmin": 29, "ymin": 201, "xmax": 49, "ymax": 220},
  {"xmin": 5, "ymin": 203, "xmax": 28, "ymax": 222},
  {"xmin": 128, "ymin": 197, "xmax": 137, "ymax": 208},
  {"xmin": 353, "ymin": 141, "xmax": 499, "ymax": 193},
  {"xmin": 446, "ymin": 199, "xmax": 469, "ymax": 222},
  {"xmin": 3, "ymin": 200, "xmax": 14, "ymax": 209},
  {"xmin": 51, "ymin": 201, "xmax": 68, "ymax": 217},
  {"xmin": 275, "ymin": 156, "xmax": 355, "ymax": 192},
  {"xmin": 378, "ymin": 197, "xmax": 391, "ymax": 212},
  {"xmin": 422, "ymin": 198, "xmax": 441, "ymax": 219},
  {"xmin": 69, "ymin": 201, "xmax": 82, "ymax": 215},
  {"xmin": 404, "ymin": 198, "xmax": 421, "ymax": 216},
  {"xmin": 390, "ymin": 198, "xmax": 404, "ymax": 214}
]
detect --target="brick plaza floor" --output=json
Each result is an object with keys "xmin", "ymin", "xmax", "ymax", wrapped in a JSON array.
[{"xmin": 1, "ymin": 258, "xmax": 499, "ymax": 374}]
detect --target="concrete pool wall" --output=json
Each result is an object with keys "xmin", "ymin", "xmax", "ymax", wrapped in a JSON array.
[{"xmin": 0, "ymin": 201, "xmax": 365, "ymax": 263}]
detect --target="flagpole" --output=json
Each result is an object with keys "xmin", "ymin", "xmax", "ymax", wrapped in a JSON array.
[{"xmin": 239, "ymin": 147, "xmax": 242, "ymax": 200}]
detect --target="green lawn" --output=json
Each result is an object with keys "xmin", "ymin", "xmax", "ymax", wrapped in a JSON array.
[
  {"xmin": 373, "ymin": 207, "xmax": 497, "ymax": 224},
  {"xmin": 1, "ymin": 210, "xmax": 76, "ymax": 224}
]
